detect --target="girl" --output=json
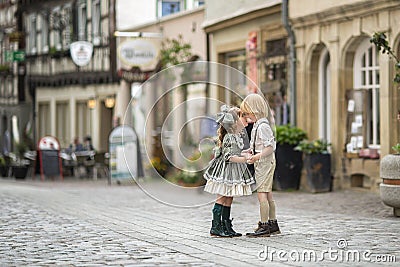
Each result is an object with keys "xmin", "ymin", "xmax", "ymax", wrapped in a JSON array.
[
  {"xmin": 204, "ymin": 105, "xmax": 255, "ymax": 237},
  {"xmin": 240, "ymin": 93, "xmax": 281, "ymax": 237}
]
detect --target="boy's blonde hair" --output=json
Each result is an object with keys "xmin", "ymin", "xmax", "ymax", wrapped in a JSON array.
[{"xmin": 240, "ymin": 93, "xmax": 269, "ymax": 119}]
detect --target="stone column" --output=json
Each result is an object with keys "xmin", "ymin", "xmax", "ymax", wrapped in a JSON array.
[
  {"xmin": 115, "ymin": 80, "xmax": 132, "ymax": 126},
  {"xmin": 50, "ymin": 98, "xmax": 56, "ymax": 136}
]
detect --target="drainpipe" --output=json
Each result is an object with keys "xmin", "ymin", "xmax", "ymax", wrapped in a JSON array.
[
  {"xmin": 205, "ymin": 32, "xmax": 210, "ymax": 115},
  {"xmin": 282, "ymin": 0, "xmax": 297, "ymax": 125}
]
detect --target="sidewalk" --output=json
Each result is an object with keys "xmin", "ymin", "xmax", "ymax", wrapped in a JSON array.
[{"xmin": 0, "ymin": 178, "xmax": 398, "ymax": 266}]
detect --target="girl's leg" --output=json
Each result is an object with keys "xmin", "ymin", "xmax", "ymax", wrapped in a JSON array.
[
  {"xmin": 221, "ymin": 196, "xmax": 241, "ymax": 237},
  {"xmin": 221, "ymin": 196, "xmax": 233, "ymax": 221},
  {"xmin": 210, "ymin": 195, "xmax": 230, "ymax": 237}
]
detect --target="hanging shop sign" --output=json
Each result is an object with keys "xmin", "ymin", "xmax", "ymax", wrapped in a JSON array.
[
  {"xmin": 117, "ymin": 38, "xmax": 159, "ymax": 69},
  {"xmin": 70, "ymin": 41, "xmax": 93, "ymax": 66}
]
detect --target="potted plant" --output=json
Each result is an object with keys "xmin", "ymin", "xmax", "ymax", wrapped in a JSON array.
[
  {"xmin": 380, "ymin": 143, "xmax": 400, "ymax": 217},
  {"xmin": 0, "ymin": 155, "xmax": 8, "ymax": 177},
  {"xmin": 11, "ymin": 141, "xmax": 30, "ymax": 179},
  {"xmin": 167, "ymin": 147, "xmax": 211, "ymax": 187},
  {"xmin": 274, "ymin": 125, "xmax": 307, "ymax": 190},
  {"xmin": 295, "ymin": 139, "xmax": 332, "ymax": 193}
]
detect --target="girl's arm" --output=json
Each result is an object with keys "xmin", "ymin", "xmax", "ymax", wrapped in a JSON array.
[{"xmin": 229, "ymin": 155, "xmax": 248, "ymax": 163}]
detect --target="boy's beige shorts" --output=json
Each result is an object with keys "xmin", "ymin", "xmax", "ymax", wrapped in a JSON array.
[{"xmin": 254, "ymin": 153, "xmax": 276, "ymax": 192}]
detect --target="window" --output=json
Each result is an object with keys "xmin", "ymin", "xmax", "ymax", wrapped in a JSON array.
[
  {"xmin": 29, "ymin": 15, "xmax": 37, "ymax": 54},
  {"xmin": 318, "ymin": 48, "xmax": 331, "ymax": 141},
  {"xmin": 354, "ymin": 39, "xmax": 380, "ymax": 147},
  {"xmin": 195, "ymin": 1, "xmax": 205, "ymax": 7},
  {"xmin": 77, "ymin": 1, "xmax": 87, "ymax": 41},
  {"xmin": 92, "ymin": 0, "xmax": 101, "ymax": 45},
  {"xmin": 62, "ymin": 5, "xmax": 72, "ymax": 49},
  {"xmin": 41, "ymin": 13, "xmax": 49, "ymax": 53},
  {"xmin": 159, "ymin": 0, "xmax": 183, "ymax": 17},
  {"xmin": 76, "ymin": 102, "xmax": 90, "ymax": 143},
  {"xmin": 225, "ymin": 50, "xmax": 247, "ymax": 106},
  {"xmin": 38, "ymin": 103, "xmax": 51, "ymax": 139},
  {"xmin": 56, "ymin": 102, "xmax": 70, "ymax": 148}
]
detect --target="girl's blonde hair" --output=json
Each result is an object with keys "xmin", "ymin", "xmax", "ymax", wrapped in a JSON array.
[{"xmin": 217, "ymin": 107, "xmax": 241, "ymax": 147}]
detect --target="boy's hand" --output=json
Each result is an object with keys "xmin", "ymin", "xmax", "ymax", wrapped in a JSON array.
[{"xmin": 246, "ymin": 155, "xmax": 259, "ymax": 164}]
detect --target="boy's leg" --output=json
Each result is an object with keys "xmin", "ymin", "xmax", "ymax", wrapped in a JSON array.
[
  {"xmin": 267, "ymin": 192, "xmax": 281, "ymax": 234},
  {"xmin": 246, "ymin": 192, "xmax": 270, "ymax": 237},
  {"xmin": 258, "ymin": 192, "xmax": 269, "ymax": 222}
]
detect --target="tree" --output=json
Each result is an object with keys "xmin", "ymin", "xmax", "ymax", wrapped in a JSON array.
[{"xmin": 370, "ymin": 32, "xmax": 400, "ymax": 122}]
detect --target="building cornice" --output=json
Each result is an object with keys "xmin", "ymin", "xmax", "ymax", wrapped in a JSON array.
[
  {"xmin": 291, "ymin": 0, "xmax": 399, "ymax": 29},
  {"xmin": 125, "ymin": 6, "xmax": 205, "ymax": 32},
  {"xmin": 202, "ymin": 1, "xmax": 281, "ymax": 33}
]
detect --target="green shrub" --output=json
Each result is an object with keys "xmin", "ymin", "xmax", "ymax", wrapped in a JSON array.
[
  {"xmin": 295, "ymin": 139, "xmax": 331, "ymax": 154},
  {"xmin": 275, "ymin": 125, "xmax": 307, "ymax": 146}
]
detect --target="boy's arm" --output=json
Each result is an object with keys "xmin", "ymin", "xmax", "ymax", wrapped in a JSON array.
[{"xmin": 247, "ymin": 146, "xmax": 274, "ymax": 164}]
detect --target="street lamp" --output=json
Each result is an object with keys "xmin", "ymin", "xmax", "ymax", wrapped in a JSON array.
[
  {"xmin": 87, "ymin": 97, "xmax": 96, "ymax": 109},
  {"xmin": 104, "ymin": 95, "xmax": 115, "ymax": 109}
]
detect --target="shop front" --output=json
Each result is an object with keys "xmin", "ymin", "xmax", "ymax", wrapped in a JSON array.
[{"xmin": 290, "ymin": 0, "xmax": 400, "ymax": 191}]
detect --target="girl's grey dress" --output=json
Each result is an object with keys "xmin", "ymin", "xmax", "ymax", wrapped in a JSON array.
[{"xmin": 204, "ymin": 133, "xmax": 255, "ymax": 197}]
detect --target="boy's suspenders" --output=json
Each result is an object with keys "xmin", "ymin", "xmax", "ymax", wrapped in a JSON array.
[{"xmin": 253, "ymin": 121, "xmax": 267, "ymax": 154}]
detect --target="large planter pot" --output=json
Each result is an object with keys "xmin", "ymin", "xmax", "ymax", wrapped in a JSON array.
[
  {"xmin": 12, "ymin": 166, "xmax": 29, "ymax": 179},
  {"xmin": 304, "ymin": 153, "xmax": 332, "ymax": 193},
  {"xmin": 0, "ymin": 166, "xmax": 8, "ymax": 177},
  {"xmin": 380, "ymin": 154, "xmax": 400, "ymax": 217},
  {"xmin": 274, "ymin": 144, "xmax": 303, "ymax": 190}
]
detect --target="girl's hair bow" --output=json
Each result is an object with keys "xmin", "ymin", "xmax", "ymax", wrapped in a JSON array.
[{"xmin": 216, "ymin": 105, "xmax": 234, "ymax": 124}]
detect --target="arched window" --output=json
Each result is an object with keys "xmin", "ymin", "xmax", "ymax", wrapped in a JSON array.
[
  {"xmin": 354, "ymin": 38, "xmax": 380, "ymax": 147},
  {"xmin": 319, "ymin": 47, "xmax": 331, "ymax": 141}
]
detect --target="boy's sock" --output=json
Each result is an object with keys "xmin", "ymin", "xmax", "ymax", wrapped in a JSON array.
[
  {"xmin": 221, "ymin": 205, "xmax": 231, "ymax": 221},
  {"xmin": 268, "ymin": 200, "xmax": 276, "ymax": 220},
  {"xmin": 259, "ymin": 201, "xmax": 269, "ymax": 222}
]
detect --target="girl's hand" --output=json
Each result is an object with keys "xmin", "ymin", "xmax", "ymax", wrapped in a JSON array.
[{"xmin": 246, "ymin": 154, "xmax": 259, "ymax": 164}]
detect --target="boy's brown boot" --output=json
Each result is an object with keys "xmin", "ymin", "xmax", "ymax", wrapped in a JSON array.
[
  {"xmin": 268, "ymin": 219, "xmax": 281, "ymax": 235},
  {"xmin": 246, "ymin": 221, "xmax": 270, "ymax": 237}
]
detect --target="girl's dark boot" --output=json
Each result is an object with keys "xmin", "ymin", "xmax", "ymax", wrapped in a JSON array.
[
  {"xmin": 222, "ymin": 218, "xmax": 242, "ymax": 237},
  {"xmin": 210, "ymin": 204, "xmax": 231, "ymax": 237},
  {"xmin": 221, "ymin": 206, "xmax": 241, "ymax": 237}
]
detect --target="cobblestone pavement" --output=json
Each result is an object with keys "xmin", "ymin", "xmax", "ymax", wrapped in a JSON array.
[{"xmin": 0, "ymin": 178, "xmax": 399, "ymax": 266}]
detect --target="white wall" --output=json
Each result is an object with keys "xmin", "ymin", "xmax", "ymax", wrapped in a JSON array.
[{"xmin": 116, "ymin": 0, "xmax": 156, "ymax": 30}]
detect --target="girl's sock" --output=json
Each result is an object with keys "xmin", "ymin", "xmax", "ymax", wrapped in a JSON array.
[
  {"xmin": 221, "ymin": 205, "xmax": 231, "ymax": 221},
  {"xmin": 268, "ymin": 200, "xmax": 276, "ymax": 220},
  {"xmin": 259, "ymin": 201, "xmax": 269, "ymax": 222}
]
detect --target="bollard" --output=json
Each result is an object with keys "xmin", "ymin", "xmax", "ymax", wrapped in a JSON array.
[{"xmin": 380, "ymin": 154, "xmax": 400, "ymax": 217}]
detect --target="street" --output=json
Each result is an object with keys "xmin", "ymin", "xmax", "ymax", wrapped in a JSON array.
[{"xmin": 0, "ymin": 178, "xmax": 399, "ymax": 266}]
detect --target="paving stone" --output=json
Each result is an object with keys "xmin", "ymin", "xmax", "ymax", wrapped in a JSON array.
[{"xmin": 0, "ymin": 179, "xmax": 399, "ymax": 266}]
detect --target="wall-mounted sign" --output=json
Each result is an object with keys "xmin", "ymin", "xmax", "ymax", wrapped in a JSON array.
[
  {"xmin": 117, "ymin": 38, "xmax": 159, "ymax": 69},
  {"xmin": 5, "ymin": 50, "xmax": 25, "ymax": 62},
  {"xmin": 70, "ymin": 41, "xmax": 93, "ymax": 66},
  {"xmin": 117, "ymin": 63, "xmax": 161, "ymax": 83}
]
